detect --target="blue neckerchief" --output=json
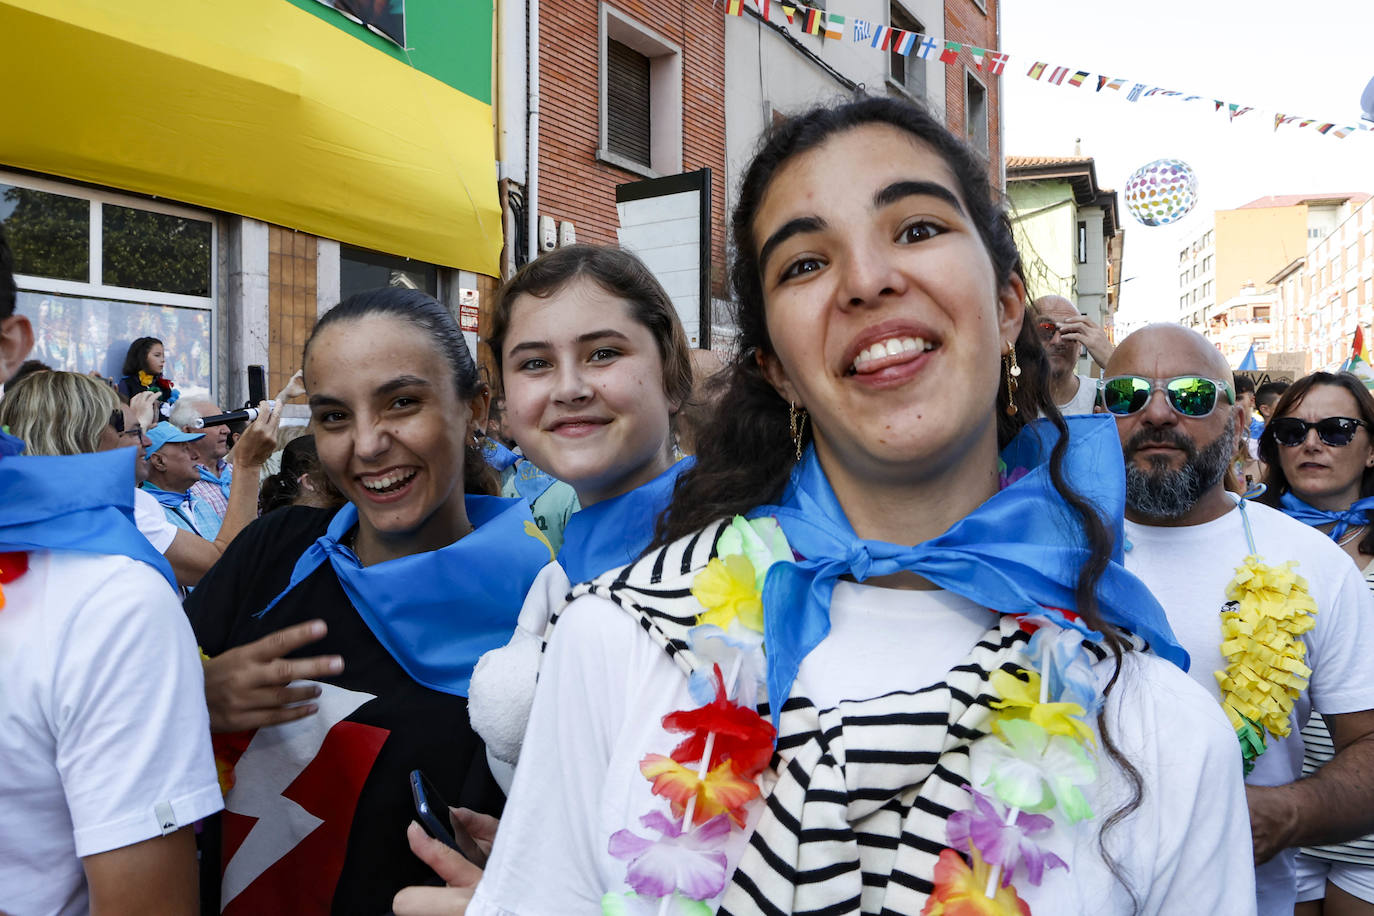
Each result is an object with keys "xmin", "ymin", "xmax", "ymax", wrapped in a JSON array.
[
  {"xmin": 480, "ymin": 437, "xmax": 521, "ymax": 473},
  {"xmin": 141, "ymin": 481, "xmax": 193, "ymax": 510},
  {"xmin": 1278, "ymin": 491, "xmax": 1374, "ymax": 542},
  {"xmin": 254, "ymin": 496, "xmax": 549, "ymax": 697},
  {"xmin": 197, "ymin": 462, "xmax": 233, "ymax": 501},
  {"xmin": 0, "ymin": 445, "xmax": 177, "ymax": 591},
  {"xmin": 557, "ymin": 458, "xmax": 692, "ymax": 584},
  {"xmin": 510, "ymin": 457, "xmax": 557, "ymax": 504},
  {"xmin": 750, "ymin": 414, "xmax": 1186, "ymax": 729}
]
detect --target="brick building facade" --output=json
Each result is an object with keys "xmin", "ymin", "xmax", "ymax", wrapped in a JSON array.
[
  {"xmin": 532, "ymin": 0, "xmax": 728, "ymax": 297},
  {"xmin": 943, "ymin": 0, "xmax": 1002, "ymax": 186}
]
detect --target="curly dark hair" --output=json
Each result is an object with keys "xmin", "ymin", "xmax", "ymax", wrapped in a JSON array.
[{"xmin": 654, "ymin": 94, "xmax": 1141, "ymax": 908}]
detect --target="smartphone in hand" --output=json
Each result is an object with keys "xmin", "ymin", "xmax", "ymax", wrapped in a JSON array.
[{"xmin": 408, "ymin": 769, "xmax": 487, "ymax": 866}]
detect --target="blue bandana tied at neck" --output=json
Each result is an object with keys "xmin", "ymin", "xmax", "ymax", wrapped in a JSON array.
[
  {"xmin": 750, "ymin": 414, "xmax": 1186, "ymax": 728},
  {"xmin": 0, "ymin": 439, "xmax": 177, "ymax": 591},
  {"xmin": 557, "ymin": 457, "xmax": 693, "ymax": 584},
  {"xmin": 1278, "ymin": 490, "xmax": 1374, "ymax": 542},
  {"xmin": 255, "ymin": 495, "xmax": 550, "ymax": 696},
  {"xmin": 140, "ymin": 482, "xmax": 222, "ymax": 539}
]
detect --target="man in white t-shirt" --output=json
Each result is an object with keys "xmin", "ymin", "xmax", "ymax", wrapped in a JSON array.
[
  {"xmin": 0, "ymin": 225, "xmax": 221, "ymax": 914},
  {"xmin": 1106, "ymin": 324, "xmax": 1374, "ymax": 916},
  {"xmin": 1033, "ymin": 295, "xmax": 1114, "ymax": 415}
]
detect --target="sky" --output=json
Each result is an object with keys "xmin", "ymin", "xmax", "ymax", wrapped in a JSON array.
[{"xmin": 1000, "ymin": 0, "xmax": 1374, "ymax": 329}]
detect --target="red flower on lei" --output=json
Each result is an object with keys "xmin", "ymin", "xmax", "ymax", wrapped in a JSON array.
[
  {"xmin": 0, "ymin": 551, "xmax": 29, "ymax": 611},
  {"xmin": 663, "ymin": 665, "xmax": 775, "ymax": 777}
]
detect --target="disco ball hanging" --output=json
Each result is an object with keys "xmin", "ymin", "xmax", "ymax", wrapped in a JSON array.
[{"xmin": 1123, "ymin": 158, "xmax": 1199, "ymax": 227}]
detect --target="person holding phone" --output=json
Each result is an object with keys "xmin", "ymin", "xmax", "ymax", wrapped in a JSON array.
[
  {"xmin": 184, "ymin": 288, "xmax": 550, "ymax": 914},
  {"xmin": 1033, "ymin": 294, "xmax": 1114, "ymax": 415}
]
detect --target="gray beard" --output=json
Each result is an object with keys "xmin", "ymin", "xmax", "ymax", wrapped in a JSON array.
[{"xmin": 1125, "ymin": 414, "xmax": 1235, "ymax": 520}]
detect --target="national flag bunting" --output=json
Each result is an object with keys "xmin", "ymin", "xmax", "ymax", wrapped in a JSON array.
[
  {"xmin": 981, "ymin": 50, "xmax": 1007, "ymax": 74},
  {"xmin": 852, "ymin": 17, "xmax": 873, "ymax": 42},
  {"xmin": 1317, "ymin": 123, "xmax": 1335, "ymax": 134},
  {"xmin": 1230, "ymin": 105, "xmax": 1253, "ymax": 121},
  {"xmin": 1047, "ymin": 66, "xmax": 1069, "ymax": 85},
  {"xmin": 1068, "ymin": 70, "xmax": 1088, "ymax": 87},
  {"xmin": 823, "ymin": 12, "xmax": 844, "ymax": 39},
  {"xmin": 1106, "ymin": 78, "xmax": 1126, "ymax": 91},
  {"xmin": 870, "ymin": 24, "xmax": 890, "ymax": 50},
  {"xmin": 1214, "ymin": 100, "xmax": 1225, "ymax": 112},
  {"xmin": 804, "ymin": 7, "xmax": 823, "ymax": 34},
  {"xmin": 781, "ymin": 4, "xmax": 796, "ymax": 22},
  {"xmin": 726, "ymin": 0, "xmax": 744, "ymax": 15},
  {"xmin": 1096, "ymin": 75, "xmax": 1109, "ymax": 91},
  {"xmin": 894, "ymin": 29, "xmax": 916, "ymax": 56},
  {"xmin": 940, "ymin": 40, "xmax": 961, "ymax": 63},
  {"xmin": 915, "ymin": 34, "xmax": 939, "ymax": 58},
  {"xmin": 1027, "ymin": 61, "xmax": 1047, "ymax": 80},
  {"xmin": 758, "ymin": 0, "xmax": 771, "ymax": 19},
  {"xmin": 1127, "ymin": 83, "xmax": 1145, "ymax": 101}
]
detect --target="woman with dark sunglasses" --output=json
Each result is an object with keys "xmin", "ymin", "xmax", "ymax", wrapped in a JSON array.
[{"xmin": 1257, "ymin": 371, "xmax": 1374, "ymax": 916}]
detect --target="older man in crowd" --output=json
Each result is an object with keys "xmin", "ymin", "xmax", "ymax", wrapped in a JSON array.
[
  {"xmin": 1033, "ymin": 294, "xmax": 1115, "ymax": 415},
  {"xmin": 171, "ymin": 399, "xmax": 234, "ymax": 524},
  {"xmin": 1105, "ymin": 323, "xmax": 1374, "ymax": 916},
  {"xmin": 141, "ymin": 421, "xmax": 223, "ymax": 539}
]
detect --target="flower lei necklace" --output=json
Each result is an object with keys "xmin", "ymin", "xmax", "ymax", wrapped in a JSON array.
[
  {"xmin": 1217, "ymin": 500, "xmax": 1317, "ymax": 773},
  {"xmin": 0, "ymin": 550, "xmax": 28, "ymax": 611},
  {"xmin": 601, "ymin": 514, "xmax": 1107, "ymax": 915}
]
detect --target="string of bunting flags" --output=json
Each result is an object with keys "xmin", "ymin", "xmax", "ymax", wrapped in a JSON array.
[{"xmin": 722, "ymin": 0, "xmax": 1372, "ymax": 141}]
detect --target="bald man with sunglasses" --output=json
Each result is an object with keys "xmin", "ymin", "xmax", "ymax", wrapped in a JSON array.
[{"xmin": 1106, "ymin": 324, "xmax": 1374, "ymax": 916}]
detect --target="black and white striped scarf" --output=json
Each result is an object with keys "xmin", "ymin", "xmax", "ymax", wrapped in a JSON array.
[{"xmin": 562, "ymin": 520, "xmax": 1118, "ymax": 915}]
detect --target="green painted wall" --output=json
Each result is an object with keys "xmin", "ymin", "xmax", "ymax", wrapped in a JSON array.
[
  {"xmin": 1009, "ymin": 180, "xmax": 1078, "ymax": 302},
  {"xmin": 287, "ymin": 0, "xmax": 492, "ymax": 104}
]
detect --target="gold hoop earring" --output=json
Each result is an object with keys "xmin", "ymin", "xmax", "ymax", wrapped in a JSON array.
[
  {"xmin": 1003, "ymin": 344, "xmax": 1021, "ymax": 416},
  {"xmin": 789, "ymin": 401, "xmax": 808, "ymax": 461}
]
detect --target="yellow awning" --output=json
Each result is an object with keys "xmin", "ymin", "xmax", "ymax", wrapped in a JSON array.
[{"xmin": 0, "ymin": 0, "xmax": 501, "ymax": 274}]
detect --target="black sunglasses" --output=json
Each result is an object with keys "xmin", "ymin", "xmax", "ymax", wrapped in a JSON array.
[{"xmin": 1268, "ymin": 416, "xmax": 1369, "ymax": 448}]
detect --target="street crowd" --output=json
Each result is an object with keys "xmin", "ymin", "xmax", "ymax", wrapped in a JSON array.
[{"xmin": 2, "ymin": 96, "xmax": 1373, "ymax": 916}]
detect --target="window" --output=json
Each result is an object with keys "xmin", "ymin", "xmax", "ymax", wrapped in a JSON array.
[
  {"xmin": 606, "ymin": 40, "xmax": 651, "ymax": 166},
  {"xmin": 888, "ymin": 4, "xmax": 926, "ymax": 100},
  {"xmin": 964, "ymin": 72, "xmax": 988, "ymax": 156},
  {"xmin": 1253, "ymin": 306, "xmax": 1270, "ymax": 320},
  {"xmin": 340, "ymin": 245, "xmax": 438, "ymax": 302},
  {"xmin": 599, "ymin": 6, "xmax": 683, "ymax": 178},
  {"xmin": 1, "ymin": 173, "xmax": 216, "ymax": 399},
  {"xmin": 1077, "ymin": 222, "xmax": 1088, "ymax": 264}
]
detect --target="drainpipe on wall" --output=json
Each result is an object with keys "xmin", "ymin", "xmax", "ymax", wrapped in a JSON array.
[{"xmin": 526, "ymin": 0, "xmax": 540, "ymax": 264}]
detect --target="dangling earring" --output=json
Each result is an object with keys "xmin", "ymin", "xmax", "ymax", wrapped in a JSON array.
[
  {"xmin": 1003, "ymin": 343, "xmax": 1021, "ymax": 416},
  {"xmin": 789, "ymin": 401, "xmax": 808, "ymax": 461}
]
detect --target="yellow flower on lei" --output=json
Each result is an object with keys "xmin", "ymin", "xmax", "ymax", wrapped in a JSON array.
[
  {"xmin": 988, "ymin": 669, "xmax": 1094, "ymax": 746},
  {"xmin": 922, "ymin": 847, "xmax": 1031, "ymax": 916},
  {"xmin": 691, "ymin": 553, "xmax": 764, "ymax": 632},
  {"xmin": 1216, "ymin": 555, "xmax": 1316, "ymax": 742}
]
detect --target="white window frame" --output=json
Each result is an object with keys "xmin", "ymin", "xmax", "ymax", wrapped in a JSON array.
[
  {"xmin": 886, "ymin": 2, "xmax": 927, "ymax": 102},
  {"xmin": 2, "ymin": 169, "xmax": 218, "ymax": 388},
  {"xmin": 964, "ymin": 68, "xmax": 989, "ymax": 157},
  {"xmin": 597, "ymin": 4, "xmax": 683, "ymax": 180}
]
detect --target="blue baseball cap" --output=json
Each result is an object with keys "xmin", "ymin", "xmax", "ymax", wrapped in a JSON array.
[{"xmin": 146, "ymin": 421, "xmax": 203, "ymax": 458}]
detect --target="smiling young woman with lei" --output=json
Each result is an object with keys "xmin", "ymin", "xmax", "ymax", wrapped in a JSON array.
[{"xmin": 463, "ymin": 97, "xmax": 1254, "ymax": 916}]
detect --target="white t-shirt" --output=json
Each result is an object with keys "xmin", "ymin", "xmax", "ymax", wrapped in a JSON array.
[
  {"xmin": 469, "ymin": 582, "xmax": 1255, "ymax": 915},
  {"xmin": 133, "ymin": 486, "xmax": 179, "ymax": 554},
  {"xmin": 0, "ymin": 550, "xmax": 223, "ymax": 916},
  {"xmin": 1057, "ymin": 373, "xmax": 1100, "ymax": 415},
  {"xmin": 1125, "ymin": 500, "xmax": 1374, "ymax": 916}
]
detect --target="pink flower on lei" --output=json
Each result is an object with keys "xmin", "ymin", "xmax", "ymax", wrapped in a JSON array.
[
  {"xmin": 607, "ymin": 811, "xmax": 731, "ymax": 900},
  {"xmin": 947, "ymin": 787, "xmax": 1068, "ymax": 887}
]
